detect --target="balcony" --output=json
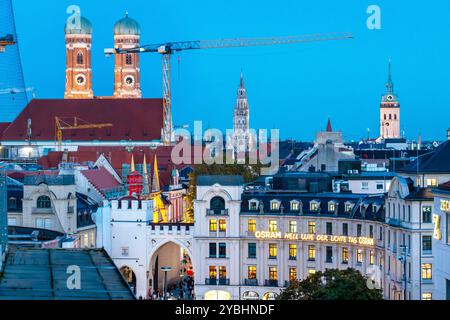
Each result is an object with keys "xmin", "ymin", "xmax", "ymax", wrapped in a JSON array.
[
  {"xmin": 264, "ymin": 279, "xmax": 278, "ymax": 287},
  {"xmin": 388, "ymin": 218, "xmax": 401, "ymax": 227},
  {"xmin": 284, "ymin": 280, "xmax": 296, "ymax": 287},
  {"xmin": 206, "ymin": 209, "xmax": 229, "ymax": 216},
  {"xmin": 31, "ymin": 207, "xmax": 54, "ymax": 214},
  {"xmin": 205, "ymin": 278, "xmax": 230, "ymax": 285},
  {"xmin": 244, "ymin": 278, "xmax": 258, "ymax": 286}
]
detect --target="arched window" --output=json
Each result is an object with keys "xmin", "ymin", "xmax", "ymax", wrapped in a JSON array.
[
  {"xmin": 389, "ymin": 114, "xmax": 392, "ymax": 120},
  {"xmin": 126, "ymin": 54, "xmax": 133, "ymax": 65},
  {"xmin": 384, "ymin": 114, "xmax": 387, "ymax": 120},
  {"xmin": 210, "ymin": 196, "xmax": 225, "ymax": 215},
  {"xmin": 394, "ymin": 114, "xmax": 397, "ymax": 120},
  {"xmin": 37, "ymin": 196, "xmax": 51, "ymax": 209},
  {"xmin": 8, "ymin": 197, "xmax": 17, "ymax": 210},
  {"xmin": 76, "ymin": 52, "xmax": 84, "ymax": 65}
]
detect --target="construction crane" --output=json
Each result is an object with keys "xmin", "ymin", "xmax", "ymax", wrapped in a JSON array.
[
  {"xmin": 55, "ymin": 117, "xmax": 113, "ymax": 151},
  {"xmin": 105, "ymin": 32, "xmax": 353, "ymax": 145},
  {"xmin": 0, "ymin": 34, "xmax": 15, "ymax": 53},
  {"xmin": 0, "ymin": 87, "xmax": 36, "ymax": 100}
]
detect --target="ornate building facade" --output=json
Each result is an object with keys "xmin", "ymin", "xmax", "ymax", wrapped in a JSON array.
[
  {"xmin": 232, "ymin": 72, "xmax": 252, "ymax": 153},
  {"xmin": 379, "ymin": 60, "xmax": 401, "ymax": 140}
]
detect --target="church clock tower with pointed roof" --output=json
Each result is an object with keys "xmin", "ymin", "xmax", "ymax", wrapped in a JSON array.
[
  {"xmin": 232, "ymin": 71, "xmax": 252, "ymax": 152},
  {"xmin": 379, "ymin": 59, "xmax": 401, "ymax": 140}
]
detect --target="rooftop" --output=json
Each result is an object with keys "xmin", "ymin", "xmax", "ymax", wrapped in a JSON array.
[
  {"xmin": 197, "ymin": 175, "xmax": 244, "ymax": 186},
  {"xmin": 0, "ymin": 248, "xmax": 135, "ymax": 300}
]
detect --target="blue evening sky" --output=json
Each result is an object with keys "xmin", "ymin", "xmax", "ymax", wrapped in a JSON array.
[{"xmin": 12, "ymin": 0, "xmax": 450, "ymax": 141}]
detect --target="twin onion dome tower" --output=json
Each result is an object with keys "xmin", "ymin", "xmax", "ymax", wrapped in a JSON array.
[{"xmin": 64, "ymin": 13, "xmax": 142, "ymax": 99}]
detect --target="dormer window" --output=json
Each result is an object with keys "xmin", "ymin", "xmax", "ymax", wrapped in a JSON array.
[
  {"xmin": 270, "ymin": 200, "xmax": 281, "ymax": 211},
  {"xmin": 310, "ymin": 201, "xmax": 320, "ymax": 212},
  {"xmin": 290, "ymin": 200, "xmax": 300, "ymax": 212},
  {"xmin": 249, "ymin": 199, "xmax": 259, "ymax": 211},
  {"xmin": 345, "ymin": 202, "xmax": 354, "ymax": 213},
  {"xmin": 328, "ymin": 201, "xmax": 336, "ymax": 213}
]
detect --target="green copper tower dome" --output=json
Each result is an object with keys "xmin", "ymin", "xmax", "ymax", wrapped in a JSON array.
[
  {"xmin": 64, "ymin": 16, "xmax": 93, "ymax": 35},
  {"xmin": 114, "ymin": 12, "xmax": 140, "ymax": 36}
]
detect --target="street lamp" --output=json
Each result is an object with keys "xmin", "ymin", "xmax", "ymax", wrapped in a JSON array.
[{"xmin": 161, "ymin": 266, "xmax": 172, "ymax": 300}]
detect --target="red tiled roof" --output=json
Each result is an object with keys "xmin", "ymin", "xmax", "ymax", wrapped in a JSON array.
[
  {"xmin": 440, "ymin": 180, "xmax": 450, "ymax": 191},
  {"xmin": 1, "ymin": 98, "xmax": 163, "ymax": 142},
  {"xmin": 0, "ymin": 122, "xmax": 11, "ymax": 138},
  {"xmin": 81, "ymin": 167, "xmax": 121, "ymax": 191}
]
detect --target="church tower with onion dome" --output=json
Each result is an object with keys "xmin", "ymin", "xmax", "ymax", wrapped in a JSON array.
[
  {"xmin": 64, "ymin": 15, "xmax": 94, "ymax": 99},
  {"xmin": 113, "ymin": 12, "xmax": 142, "ymax": 98}
]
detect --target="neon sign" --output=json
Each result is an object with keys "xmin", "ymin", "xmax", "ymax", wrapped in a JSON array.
[{"xmin": 254, "ymin": 231, "xmax": 375, "ymax": 246}]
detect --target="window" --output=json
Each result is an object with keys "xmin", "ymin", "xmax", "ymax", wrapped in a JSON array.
[
  {"xmin": 125, "ymin": 53, "xmax": 133, "ymax": 65},
  {"xmin": 76, "ymin": 52, "xmax": 83, "ymax": 64},
  {"xmin": 357, "ymin": 224, "xmax": 362, "ymax": 237},
  {"xmin": 320, "ymin": 164, "xmax": 326, "ymax": 171},
  {"xmin": 356, "ymin": 249, "xmax": 363, "ymax": 264},
  {"xmin": 326, "ymin": 222, "xmax": 333, "ymax": 235},
  {"xmin": 8, "ymin": 218, "xmax": 17, "ymax": 226},
  {"xmin": 369, "ymin": 251, "xmax": 374, "ymax": 265},
  {"xmin": 422, "ymin": 263, "xmax": 432, "ymax": 280},
  {"xmin": 326, "ymin": 246, "xmax": 333, "ymax": 263},
  {"xmin": 269, "ymin": 243, "xmax": 277, "ymax": 259},
  {"xmin": 369, "ymin": 225, "xmax": 374, "ymax": 238},
  {"xmin": 345, "ymin": 202, "xmax": 353, "ymax": 212},
  {"xmin": 269, "ymin": 267, "xmax": 278, "ymax": 281},
  {"xmin": 376, "ymin": 183, "xmax": 384, "ymax": 190},
  {"xmin": 248, "ymin": 219, "xmax": 256, "ymax": 233},
  {"xmin": 8, "ymin": 197, "xmax": 17, "ymax": 210},
  {"xmin": 209, "ymin": 220, "xmax": 217, "ymax": 232},
  {"xmin": 249, "ymin": 201, "xmax": 258, "ymax": 211},
  {"xmin": 209, "ymin": 243, "xmax": 217, "ymax": 258},
  {"xmin": 308, "ymin": 221, "xmax": 316, "ymax": 234},
  {"xmin": 422, "ymin": 236, "xmax": 432, "ymax": 252},
  {"xmin": 289, "ymin": 268, "xmax": 297, "ymax": 281},
  {"xmin": 361, "ymin": 182, "xmax": 369, "ymax": 190},
  {"xmin": 210, "ymin": 196, "xmax": 225, "ymax": 214},
  {"xmin": 270, "ymin": 200, "xmax": 280, "ymax": 211},
  {"xmin": 248, "ymin": 243, "xmax": 256, "ymax": 259},
  {"xmin": 218, "ymin": 219, "xmax": 226, "ymax": 232},
  {"xmin": 379, "ymin": 226, "xmax": 383, "ymax": 241},
  {"xmin": 289, "ymin": 244, "xmax": 297, "ymax": 260},
  {"xmin": 219, "ymin": 266, "xmax": 227, "ymax": 279},
  {"xmin": 426, "ymin": 178, "xmax": 438, "ymax": 187},
  {"xmin": 422, "ymin": 206, "xmax": 432, "ymax": 223},
  {"xmin": 291, "ymin": 201, "xmax": 299, "ymax": 211},
  {"xmin": 268, "ymin": 220, "xmax": 277, "ymax": 232},
  {"xmin": 448, "ymin": 213, "xmax": 450, "ymax": 245},
  {"xmin": 342, "ymin": 223, "xmax": 348, "ymax": 236},
  {"xmin": 308, "ymin": 269, "xmax": 316, "ymax": 276},
  {"xmin": 342, "ymin": 247, "xmax": 349, "ymax": 264},
  {"xmin": 288, "ymin": 221, "xmax": 297, "ymax": 233},
  {"xmin": 209, "ymin": 266, "xmax": 217, "ymax": 279},
  {"xmin": 422, "ymin": 293, "xmax": 432, "ymax": 300},
  {"xmin": 248, "ymin": 266, "xmax": 257, "ymax": 279},
  {"xmin": 308, "ymin": 245, "xmax": 316, "ymax": 261},
  {"xmin": 310, "ymin": 201, "xmax": 319, "ymax": 212},
  {"xmin": 328, "ymin": 202, "xmax": 336, "ymax": 212},
  {"xmin": 218, "ymin": 243, "xmax": 226, "ymax": 258},
  {"xmin": 37, "ymin": 196, "xmax": 51, "ymax": 209},
  {"xmin": 121, "ymin": 247, "xmax": 129, "ymax": 256},
  {"xmin": 35, "ymin": 218, "xmax": 52, "ymax": 229}
]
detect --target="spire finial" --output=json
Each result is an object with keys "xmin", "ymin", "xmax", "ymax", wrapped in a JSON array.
[
  {"xmin": 386, "ymin": 57, "xmax": 394, "ymax": 93},
  {"xmin": 125, "ymin": 11, "xmax": 129, "ymax": 18},
  {"xmin": 130, "ymin": 153, "xmax": 135, "ymax": 172},
  {"xmin": 239, "ymin": 69, "xmax": 244, "ymax": 89},
  {"xmin": 326, "ymin": 117, "xmax": 333, "ymax": 132}
]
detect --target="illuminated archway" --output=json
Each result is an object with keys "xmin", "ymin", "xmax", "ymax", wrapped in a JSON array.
[
  {"xmin": 204, "ymin": 290, "xmax": 231, "ymax": 300},
  {"xmin": 242, "ymin": 291, "xmax": 259, "ymax": 300},
  {"xmin": 119, "ymin": 266, "xmax": 137, "ymax": 295},
  {"xmin": 262, "ymin": 292, "xmax": 277, "ymax": 300}
]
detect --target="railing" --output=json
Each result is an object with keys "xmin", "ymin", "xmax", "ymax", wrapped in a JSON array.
[
  {"xmin": 388, "ymin": 218, "xmax": 401, "ymax": 227},
  {"xmin": 31, "ymin": 207, "xmax": 54, "ymax": 214},
  {"xmin": 205, "ymin": 278, "xmax": 230, "ymax": 285},
  {"xmin": 206, "ymin": 209, "xmax": 229, "ymax": 216},
  {"xmin": 244, "ymin": 278, "xmax": 258, "ymax": 286},
  {"xmin": 264, "ymin": 279, "xmax": 278, "ymax": 287}
]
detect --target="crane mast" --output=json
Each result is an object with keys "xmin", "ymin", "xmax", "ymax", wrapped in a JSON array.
[{"xmin": 105, "ymin": 32, "xmax": 353, "ymax": 145}]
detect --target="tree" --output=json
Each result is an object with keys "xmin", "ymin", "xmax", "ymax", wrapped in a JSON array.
[{"xmin": 277, "ymin": 268, "xmax": 382, "ymax": 300}]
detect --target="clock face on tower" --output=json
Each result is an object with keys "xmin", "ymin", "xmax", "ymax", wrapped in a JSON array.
[
  {"xmin": 125, "ymin": 75, "xmax": 135, "ymax": 86},
  {"xmin": 75, "ymin": 74, "xmax": 86, "ymax": 86},
  {"xmin": 387, "ymin": 95, "xmax": 394, "ymax": 101},
  {"xmin": 385, "ymin": 122, "xmax": 390, "ymax": 127}
]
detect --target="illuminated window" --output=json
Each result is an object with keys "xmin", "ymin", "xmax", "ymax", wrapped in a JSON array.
[
  {"xmin": 291, "ymin": 201, "xmax": 299, "ymax": 211},
  {"xmin": 249, "ymin": 200, "xmax": 258, "ymax": 211},
  {"xmin": 270, "ymin": 200, "xmax": 280, "ymax": 211},
  {"xmin": 328, "ymin": 202, "xmax": 336, "ymax": 212},
  {"xmin": 422, "ymin": 206, "xmax": 432, "ymax": 223},
  {"xmin": 308, "ymin": 221, "xmax": 316, "ymax": 234},
  {"xmin": 426, "ymin": 178, "xmax": 438, "ymax": 187},
  {"xmin": 288, "ymin": 221, "xmax": 297, "ymax": 233},
  {"xmin": 342, "ymin": 247, "xmax": 349, "ymax": 264},
  {"xmin": 247, "ymin": 219, "xmax": 256, "ymax": 233},
  {"xmin": 268, "ymin": 220, "xmax": 277, "ymax": 232},
  {"xmin": 269, "ymin": 267, "xmax": 278, "ymax": 280},
  {"xmin": 289, "ymin": 267, "xmax": 297, "ymax": 281},
  {"xmin": 248, "ymin": 266, "xmax": 257, "ymax": 279},
  {"xmin": 308, "ymin": 269, "xmax": 316, "ymax": 276},
  {"xmin": 369, "ymin": 251, "xmax": 374, "ymax": 265},
  {"xmin": 209, "ymin": 266, "xmax": 217, "ymax": 279},
  {"xmin": 219, "ymin": 266, "xmax": 227, "ymax": 279},
  {"xmin": 422, "ymin": 292, "xmax": 432, "ymax": 300},
  {"xmin": 308, "ymin": 245, "xmax": 316, "ymax": 261},
  {"xmin": 219, "ymin": 219, "xmax": 226, "ymax": 232},
  {"xmin": 356, "ymin": 249, "xmax": 363, "ymax": 263},
  {"xmin": 345, "ymin": 202, "xmax": 353, "ymax": 212},
  {"xmin": 209, "ymin": 220, "xmax": 217, "ymax": 232},
  {"xmin": 422, "ymin": 263, "xmax": 432, "ymax": 280},
  {"xmin": 310, "ymin": 201, "xmax": 319, "ymax": 212},
  {"xmin": 289, "ymin": 244, "xmax": 297, "ymax": 260},
  {"xmin": 269, "ymin": 243, "xmax": 277, "ymax": 259}
]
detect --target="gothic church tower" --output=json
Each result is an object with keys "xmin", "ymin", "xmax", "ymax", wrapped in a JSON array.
[
  {"xmin": 233, "ymin": 71, "xmax": 251, "ymax": 152},
  {"xmin": 379, "ymin": 59, "xmax": 401, "ymax": 140}
]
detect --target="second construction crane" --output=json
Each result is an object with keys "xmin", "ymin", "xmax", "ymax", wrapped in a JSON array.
[{"xmin": 105, "ymin": 32, "xmax": 353, "ymax": 145}]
